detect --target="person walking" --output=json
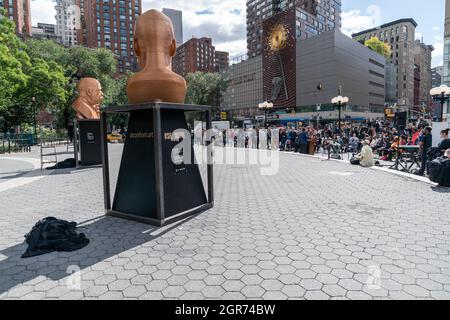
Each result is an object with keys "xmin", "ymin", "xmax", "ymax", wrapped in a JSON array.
[
  {"xmin": 298, "ymin": 128, "xmax": 308, "ymax": 154},
  {"xmin": 418, "ymin": 127, "xmax": 432, "ymax": 176}
]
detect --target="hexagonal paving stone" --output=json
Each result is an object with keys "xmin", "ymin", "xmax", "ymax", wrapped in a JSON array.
[
  {"xmin": 187, "ymin": 270, "xmax": 209, "ymax": 280},
  {"xmin": 184, "ymin": 280, "xmax": 207, "ymax": 292},
  {"xmin": 167, "ymin": 275, "xmax": 190, "ymax": 286},
  {"xmin": 202, "ymin": 286, "xmax": 225, "ymax": 298},
  {"xmin": 204, "ymin": 275, "xmax": 226, "ymax": 286},
  {"xmin": 162, "ymin": 286, "xmax": 186, "ymax": 298},
  {"xmin": 108, "ymin": 279, "xmax": 131, "ymax": 291},
  {"xmin": 223, "ymin": 270, "xmax": 244, "ymax": 280},
  {"xmin": 281, "ymin": 285, "xmax": 306, "ymax": 298},
  {"xmin": 241, "ymin": 285, "xmax": 265, "ymax": 298},
  {"xmin": 145, "ymin": 280, "xmax": 169, "ymax": 291},
  {"xmin": 261, "ymin": 279, "xmax": 284, "ymax": 291},
  {"xmin": 300, "ymin": 279, "xmax": 323, "ymax": 291},
  {"xmin": 304, "ymin": 290, "xmax": 330, "ymax": 300},
  {"xmin": 123, "ymin": 285, "xmax": 147, "ymax": 298},
  {"xmin": 322, "ymin": 284, "xmax": 347, "ymax": 297},
  {"xmin": 262, "ymin": 291, "xmax": 288, "ymax": 300}
]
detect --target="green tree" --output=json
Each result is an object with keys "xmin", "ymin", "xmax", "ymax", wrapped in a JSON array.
[
  {"xmin": 185, "ymin": 72, "xmax": 228, "ymax": 118},
  {"xmin": 25, "ymin": 39, "xmax": 124, "ymax": 128},
  {"xmin": 27, "ymin": 59, "xmax": 68, "ymax": 114},
  {"xmin": 104, "ymin": 74, "xmax": 131, "ymax": 133},
  {"xmin": 0, "ymin": 8, "xmax": 31, "ymax": 132},
  {"xmin": 364, "ymin": 37, "xmax": 392, "ymax": 59}
]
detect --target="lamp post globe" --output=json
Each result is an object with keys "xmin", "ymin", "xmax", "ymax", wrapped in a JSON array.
[
  {"xmin": 331, "ymin": 95, "xmax": 349, "ymax": 135},
  {"xmin": 430, "ymin": 85, "xmax": 450, "ymax": 122},
  {"xmin": 258, "ymin": 101, "xmax": 274, "ymax": 128}
]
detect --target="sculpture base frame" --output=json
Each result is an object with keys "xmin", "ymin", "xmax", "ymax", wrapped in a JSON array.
[
  {"xmin": 100, "ymin": 102, "xmax": 214, "ymax": 227},
  {"xmin": 73, "ymin": 119, "xmax": 103, "ymax": 168}
]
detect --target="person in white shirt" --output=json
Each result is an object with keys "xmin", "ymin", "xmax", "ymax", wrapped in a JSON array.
[{"xmin": 357, "ymin": 140, "xmax": 375, "ymax": 167}]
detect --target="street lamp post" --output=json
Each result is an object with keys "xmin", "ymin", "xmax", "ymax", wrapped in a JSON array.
[
  {"xmin": 258, "ymin": 101, "xmax": 274, "ymax": 128},
  {"xmin": 331, "ymin": 92, "xmax": 349, "ymax": 135},
  {"xmin": 32, "ymin": 96, "xmax": 36, "ymax": 145},
  {"xmin": 430, "ymin": 85, "xmax": 450, "ymax": 122}
]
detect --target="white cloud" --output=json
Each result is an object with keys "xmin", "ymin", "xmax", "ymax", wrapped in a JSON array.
[
  {"xmin": 341, "ymin": 5, "xmax": 382, "ymax": 36},
  {"xmin": 433, "ymin": 26, "xmax": 441, "ymax": 31},
  {"xmin": 30, "ymin": 0, "xmax": 56, "ymax": 26},
  {"xmin": 415, "ymin": 32, "xmax": 423, "ymax": 40},
  {"xmin": 432, "ymin": 36, "xmax": 444, "ymax": 68},
  {"xmin": 143, "ymin": 0, "xmax": 247, "ymax": 56}
]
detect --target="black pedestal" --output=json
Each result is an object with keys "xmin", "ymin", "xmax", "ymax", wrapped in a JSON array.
[
  {"xmin": 75, "ymin": 119, "xmax": 102, "ymax": 166},
  {"xmin": 101, "ymin": 103, "xmax": 213, "ymax": 226}
]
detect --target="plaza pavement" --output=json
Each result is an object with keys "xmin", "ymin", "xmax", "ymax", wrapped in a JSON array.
[{"xmin": 0, "ymin": 144, "xmax": 450, "ymax": 300}]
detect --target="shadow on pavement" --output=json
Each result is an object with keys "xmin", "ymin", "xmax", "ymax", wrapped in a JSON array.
[
  {"xmin": 0, "ymin": 214, "xmax": 196, "ymax": 294},
  {"xmin": 431, "ymin": 186, "xmax": 450, "ymax": 193}
]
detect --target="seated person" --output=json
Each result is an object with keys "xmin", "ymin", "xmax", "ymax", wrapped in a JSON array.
[
  {"xmin": 348, "ymin": 133, "xmax": 359, "ymax": 151},
  {"xmin": 390, "ymin": 136, "xmax": 400, "ymax": 150},
  {"xmin": 438, "ymin": 129, "xmax": 450, "ymax": 153},
  {"xmin": 355, "ymin": 140, "xmax": 375, "ymax": 167}
]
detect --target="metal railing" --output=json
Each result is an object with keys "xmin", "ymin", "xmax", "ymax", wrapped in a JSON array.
[{"xmin": 0, "ymin": 137, "xmax": 33, "ymax": 154}]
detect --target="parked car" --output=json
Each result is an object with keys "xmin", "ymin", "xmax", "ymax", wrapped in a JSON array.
[{"xmin": 107, "ymin": 132, "xmax": 123, "ymax": 143}]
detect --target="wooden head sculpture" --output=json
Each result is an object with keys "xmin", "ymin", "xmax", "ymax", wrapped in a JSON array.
[
  {"xmin": 72, "ymin": 77, "xmax": 104, "ymax": 120},
  {"xmin": 127, "ymin": 9, "xmax": 187, "ymax": 104}
]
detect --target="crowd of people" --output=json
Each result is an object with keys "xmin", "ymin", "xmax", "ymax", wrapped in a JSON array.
[
  {"xmin": 209, "ymin": 118, "xmax": 450, "ymax": 179},
  {"xmin": 274, "ymin": 119, "xmax": 450, "ymax": 176}
]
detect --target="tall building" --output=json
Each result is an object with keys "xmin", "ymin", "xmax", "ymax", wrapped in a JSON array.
[
  {"xmin": 173, "ymin": 37, "xmax": 224, "ymax": 77},
  {"xmin": 32, "ymin": 23, "xmax": 61, "ymax": 43},
  {"xmin": 55, "ymin": 0, "xmax": 81, "ymax": 46},
  {"xmin": 215, "ymin": 51, "xmax": 229, "ymax": 73},
  {"xmin": 353, "ymin": 19, "xmax": 419, "ymax": 110},
  {"xmin": 246, "ymin": 0, "xmax": 341, "ymax": 57},
  {"xmin": 413, "ymin": 40, "xmax": 433, "ymax": 112},
  {"xmin": 162, "ymin": 8, "xmax": 183, "ymax": 47},
  {"xmin": 0, "ymin": 0, "xmax": 32, "ymax": 36},
  {"xmin": 297, "ymin": 31, "xmax": 386, "ymax": 112},
  {"xmin": 444, "ymin": 0, "xmax": 450, "ymax": 85},
  {"xmin": 221, "ymin": 30, "xmax": 387, "ymax": 120},
  {"xmin": 221, "ymin": 54, "xmax": 263, "ymax": 118},
  {"xmin": 83, "ymin": 0, "xmax": 142, "ymax": 72},
  {"xmin": 432, "ymin": 66, "xmax": 443, "ymax": 88}
]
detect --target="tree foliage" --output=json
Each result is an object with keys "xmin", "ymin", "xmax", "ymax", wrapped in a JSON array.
[
  {"xmin": 0, "ymin": 8, "xmax": 31, "ymax": 131},
  {"xmin": 185, "ymin": 72, "xmax": 228, "ymax": 118},
  {"xmin": 24, "ymin": 38, "xmax": 130, "ymax": 129},
  {"xmin": 364, "ymin": 37, "xmax": 392, "ymax": 59},
  {"xmin": 1, "ymin": 11, "xmax": 130, "ymax": 133}
]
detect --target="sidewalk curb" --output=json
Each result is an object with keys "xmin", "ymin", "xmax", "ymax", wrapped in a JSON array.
[{"xmin": 0, "ymin": 157, "xmax": 55, "ymax": 193}]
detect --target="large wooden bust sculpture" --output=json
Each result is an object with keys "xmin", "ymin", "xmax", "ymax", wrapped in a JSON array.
[
  {"xmin": 127, "ymin": 10, "xmax": 187, "ymax": 104},
  {"xmin": 72, "ymin": 78, "xmax": 104, "ymax": 120}
]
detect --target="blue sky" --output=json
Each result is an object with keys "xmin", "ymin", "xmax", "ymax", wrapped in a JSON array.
[{"xmin": 30, "ymin": 0, "xmax": 444, "ymax": 67}]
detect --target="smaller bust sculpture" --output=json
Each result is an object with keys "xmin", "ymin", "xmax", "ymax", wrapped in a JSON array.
[
  {"xmin": 72, "ymin": 78, "xmax": 104, "ymax": 120},
  {"xmin": 126, "ymin": 10, "xmax": 187, "ymax": 104}
]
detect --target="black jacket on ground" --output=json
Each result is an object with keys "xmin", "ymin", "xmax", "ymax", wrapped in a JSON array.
[{"xmin": 22, "ymin": 217, "xmax": 89, "ymax": 258}]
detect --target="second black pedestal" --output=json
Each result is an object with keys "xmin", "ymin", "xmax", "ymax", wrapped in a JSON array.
[{"xmin": 77, "ymin": 119, "xmax": 102, "ymax": 166}]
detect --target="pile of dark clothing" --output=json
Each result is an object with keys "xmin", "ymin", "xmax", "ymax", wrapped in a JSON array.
[
  {"xmin": 46, "ymin": 158, "xmax": 76, "ymax": 170},
  {"xmin": 429, "ymin": 157, "xmax": 450, "ymax": 187},
  {"xmin": 22, "ymin": 217, "xmax": 89, "ymax": 258}
]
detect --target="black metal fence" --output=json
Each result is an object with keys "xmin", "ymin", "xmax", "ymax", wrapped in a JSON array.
[{"xmin": 0, "ymin": 134, "xmax": 34, "ymax": 154}]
